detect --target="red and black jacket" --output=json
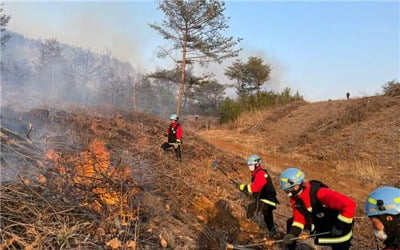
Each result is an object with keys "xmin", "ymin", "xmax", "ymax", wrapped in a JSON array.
[
  {"xmin": 166, "ymin": 122, "xmax": 182, "ymax": 143},
  {"xmin": 289, "ymin": 180, "xmax": 356, "ymax": 245},
  {"xmin": 246, "ymin": 165, "xmax": 278, "ymax": 207}
]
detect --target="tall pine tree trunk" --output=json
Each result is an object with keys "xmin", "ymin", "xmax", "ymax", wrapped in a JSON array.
[
  {"xmin": 132, "ymin": 81, "xmax": 137, "ymax": 112},
  {"xmin": 176, "ymin": 34, "xmax": 187, "ymax": 116}
]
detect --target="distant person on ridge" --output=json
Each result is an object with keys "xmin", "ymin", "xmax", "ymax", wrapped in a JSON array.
[
  {"xmin": 346, "ymin": 92, "xmax": 350, "ymax": 100},
  {"xmin": 365, "ymin": 186, "xmax": 400, "ymax": 249},
  {"xmin": 279, "ymin": 167, "xmax": 356, "ymax": 250},
  {"xmin": 239, "ymin": 155, "xmax": 278, "ymax": 237},
  {"xmin": 161, "ymin": 114, "xmax": 182, "ymax": 161}
]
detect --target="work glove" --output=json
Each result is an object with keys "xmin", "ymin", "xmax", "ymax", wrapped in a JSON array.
[
  {"xmin": 163, "ymin": 132, "xmax": 168, "ymax": 137},
  {"xmin": 176, "ymin": 139, "xmax": 181, "ymax": 144},
  {"xmin": 283, "ymin": 234, "xmax": 296, "ymax": 245},
  {"xmin": 239, "ymin": 184, "xmax": 246, "ymax": 191}
]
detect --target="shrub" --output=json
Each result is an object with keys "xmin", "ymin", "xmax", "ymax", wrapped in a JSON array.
[
  {"xmin": 219, "ymin": 98, "xmax": 242, "ymax": 123},
  {"xmin": 218, "ymin": 88, "xmax": 304, "ymax": 123},
  {"xmin": 382, "ymin": 80, "xmax": 400, "ymax": 97}
]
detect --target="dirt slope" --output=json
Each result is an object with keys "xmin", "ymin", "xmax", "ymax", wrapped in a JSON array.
[
  {"xmin": 197, "ymin": 96, "xmax": 400, "ymax": 249},
  {"xmin": 2, "ymin": 96, "xmax": 398, "ymax": 249},
  {"xmin": 208, "ymin": 96, "xmax": 400, "ymax": 186},
  {"xmin": 1, "ymin": 106, "xmax": 274, "ymax": 249}
]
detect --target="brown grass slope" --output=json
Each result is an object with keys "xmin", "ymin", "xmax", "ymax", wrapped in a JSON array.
[
  {"xmin": 1, "ymin": 106, "xmax": 279, "ymax": 249},
  {"xmin": 1, "ymin": 97, "xmax": 397, "ymax": 250},
  {"xmin": 197, "ymin": 96, "xmax": 399, "ymax": 249},
  {"xmin": 219, "ymin": 96, "xmax": 400, "ymax": 187}
]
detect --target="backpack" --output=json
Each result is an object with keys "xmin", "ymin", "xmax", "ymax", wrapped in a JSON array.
[{"xmin": 294, "ymin": 180, "xmax": 337, "ymax": 232}]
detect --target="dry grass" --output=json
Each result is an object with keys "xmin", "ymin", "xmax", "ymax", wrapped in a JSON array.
[
  {"xmin": 3, "ymin": 98, "xmax": 395, "ymax": 249},
  {"xmin": 334, "ymin": 160, "xmax": 381, "ymax": 183}
]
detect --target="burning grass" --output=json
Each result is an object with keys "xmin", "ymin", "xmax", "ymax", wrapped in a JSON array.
[
  {"xmin": 2, "ymin": 103, "xmax": 384, "ymax": 249},
  {"xmin": 1, "ymin": 106, "xmax": 270, "ymax": 249},
  {"xmin": 1, "ymin": 136, "xmax": 141, "ymax": 249}
]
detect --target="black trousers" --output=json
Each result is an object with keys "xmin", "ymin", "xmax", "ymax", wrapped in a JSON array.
[
  {"xmin": 161, "ymin": 142, "xmax": 181, "ymax": 160},
  {"xmin": 246, "ymin": 200, "xmax": 275, "ymax": 232}
]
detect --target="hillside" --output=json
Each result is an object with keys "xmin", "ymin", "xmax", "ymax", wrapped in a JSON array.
[
  {"xmin": 1, "ymin": 96, "xmax": 399, "ymax": 249},
  {"xmin": 1, "ymin": 105, "xmax": 271, "ymax": 249},
  {"xmin": 196, "ymin": 96, "xmax": 400, "ymax": 248},
  {"xmin": 200, "ymin": 96, "xmax": 400, "ymax": 187}
]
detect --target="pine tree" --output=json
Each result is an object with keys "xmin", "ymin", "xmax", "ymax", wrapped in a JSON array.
[{"xmin": 150, "ymin": 0, "xmax": 241, "ymax": 115}]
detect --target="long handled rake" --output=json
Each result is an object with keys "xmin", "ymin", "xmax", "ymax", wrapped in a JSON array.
[
  {"xmin": 211, "ymin": 160, "xmax": 239, "ymax": 186},
  {"xmin": 226, "ymin": 231, "xmax": 331, "ymax": 250}
]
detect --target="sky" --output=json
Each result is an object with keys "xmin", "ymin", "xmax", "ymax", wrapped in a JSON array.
[{"xmin": 3, "ymin": 0, "xmax": 399, "ymax": 101}]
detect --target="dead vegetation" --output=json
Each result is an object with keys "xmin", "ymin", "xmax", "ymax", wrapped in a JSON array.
[
  {"xmin": 197, "ymin": 96, "xmax": 399, "ymax": 249},
  {"xmin": 0, "ymin": 106, "xmax": 271, "ymax": 249},
  {"xmin": 211, "ymin": 96, "xmax": 400, "ymax": 187},
  {"xmin": 1, "ymin": 95, "xmax": 397, "ymax": 249}
]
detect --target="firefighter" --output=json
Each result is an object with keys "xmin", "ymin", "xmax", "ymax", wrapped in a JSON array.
[
  {"xmin": 160, "ymin": 114, "xmax": 182, "ymax": 160},
  {"xmin": 279, "ymin": 167, "xmax": 356, "ymax": 250},
  {"xmin": 239, "ymin": 155, "xmax": 278, "ymax": 237},
  {"xmin": 365, "ymin": 186, "xmax": 400, "ymax": 249}
]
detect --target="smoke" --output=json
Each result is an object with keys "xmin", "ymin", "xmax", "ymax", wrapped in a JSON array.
[
  {"xmin": 66, "ymin": 3, "xmax": 145, "ymax": 67},
  {"xmin": 0, "ymin": 2, "xmax": 178, "ymax": 183},
  {"xmin": 4, "ymin": 2, "xmax": 157, "ymax": 69}
]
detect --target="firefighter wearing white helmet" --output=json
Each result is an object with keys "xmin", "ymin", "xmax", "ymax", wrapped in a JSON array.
[
  {"xmin": 365, "ymin": 186, "xmax": 400, "ymax": 249},
  {"xmin": 160, "ymin": 114, "xmax": 182, "ymax": 160},
  {"xmin": 239, "ymin": 154, "xmax": 278, "ymax": 237},
  {"xmin": 279, "ymin": 167, "xmax": 356, "ymax": 250}
]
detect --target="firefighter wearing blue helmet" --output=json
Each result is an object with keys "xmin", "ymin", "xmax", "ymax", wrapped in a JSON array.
[
  {"xmin": 239, "ymin": 155, "xmax": 279, "ymax": 237},
  {"xmin": 365, "ymin": 186, "xmax": 400, "ymax": 249},
  {"xmin": 279, "ymin": 167, "xmax": 356, "ymax": 250}
]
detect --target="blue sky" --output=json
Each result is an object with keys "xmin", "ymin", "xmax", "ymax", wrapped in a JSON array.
[{"xmin": 4, "ymin": 1, "xmax": 399, "ymax": 101}]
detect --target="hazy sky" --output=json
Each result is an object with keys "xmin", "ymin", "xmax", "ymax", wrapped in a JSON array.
[{"xmin": 3, "ymin": 0, "xmax": 399, "ymax": 101}]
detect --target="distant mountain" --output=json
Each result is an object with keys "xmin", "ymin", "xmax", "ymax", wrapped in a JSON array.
[
  {"xmin": 1, "ymin": 31, "xmax": 138, "ymax": 109},
  {"xmin": 1, "ymin": 31, "xmax": 176, "ymax": 116}
]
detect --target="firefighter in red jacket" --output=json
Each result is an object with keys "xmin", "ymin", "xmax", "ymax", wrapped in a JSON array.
[
  {"xmin": 239, "ymin": 155, "xmax": 278, "ymax": 237},
  {"xmin": 161, "ymin": 114, "xmax": 182, "ymax": 160},
  {"xmin": 279, "ymin": 167, "xmax": 356, "ymax": 250}
]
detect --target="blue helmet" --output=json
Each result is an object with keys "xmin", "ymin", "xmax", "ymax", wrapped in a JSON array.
[
  {"xmin": 170, "ymin": 114, "xmax": 178, "ymax": 121},
  {"xmin": 365, "ymin": 186, "xmax": 400, "ymax": 217},
  {"xmin": 279, "ymin": 167, "xmax": 305, "ymax": 191},
  {"xmin": 247, "ymin": 154, "xmax": 261, "ymax": 165}
]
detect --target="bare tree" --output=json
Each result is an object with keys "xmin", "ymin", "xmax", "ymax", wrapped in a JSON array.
[
  {"xmin": 0, "ymin": 3, "xmax": 11, "ymax": 47},
  {"xmin": 150, "ymin": 0, "xmax": 241, "ymax": 115},
  {"xmin": 97, "ymin": 52, "xmax": 136, "ymax": 108},
  {"xmin": 1, "ymin": 57, "xmax": 31, "ymax": 88},
  {"xmin": 37, "ymin": 38, "xmax": 66, "ymax": 99},
  {"xmin": 71, "ymin": 49, "xmax": 102, "ymax": 105}
]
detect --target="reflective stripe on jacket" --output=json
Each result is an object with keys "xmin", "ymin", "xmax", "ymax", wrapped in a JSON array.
[
  {"xmin": 290, "ymin": 181, "xmax": 356, "ymax": 244},
  {"xmin": 250, "ymin": 166, "xmax": 278, "ymax": 207}
]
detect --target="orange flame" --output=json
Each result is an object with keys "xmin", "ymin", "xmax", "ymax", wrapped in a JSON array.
[
  {"xmin": 45, "ymin": 149, "xmax": 65, "ymax": 174},
  {"xmin": 73, "ymin": 139, "xmax": 110, "ymax": 183},
  {"xmin": 45, "ymin": 138, "xmax": 137, "ymax": 223}
]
